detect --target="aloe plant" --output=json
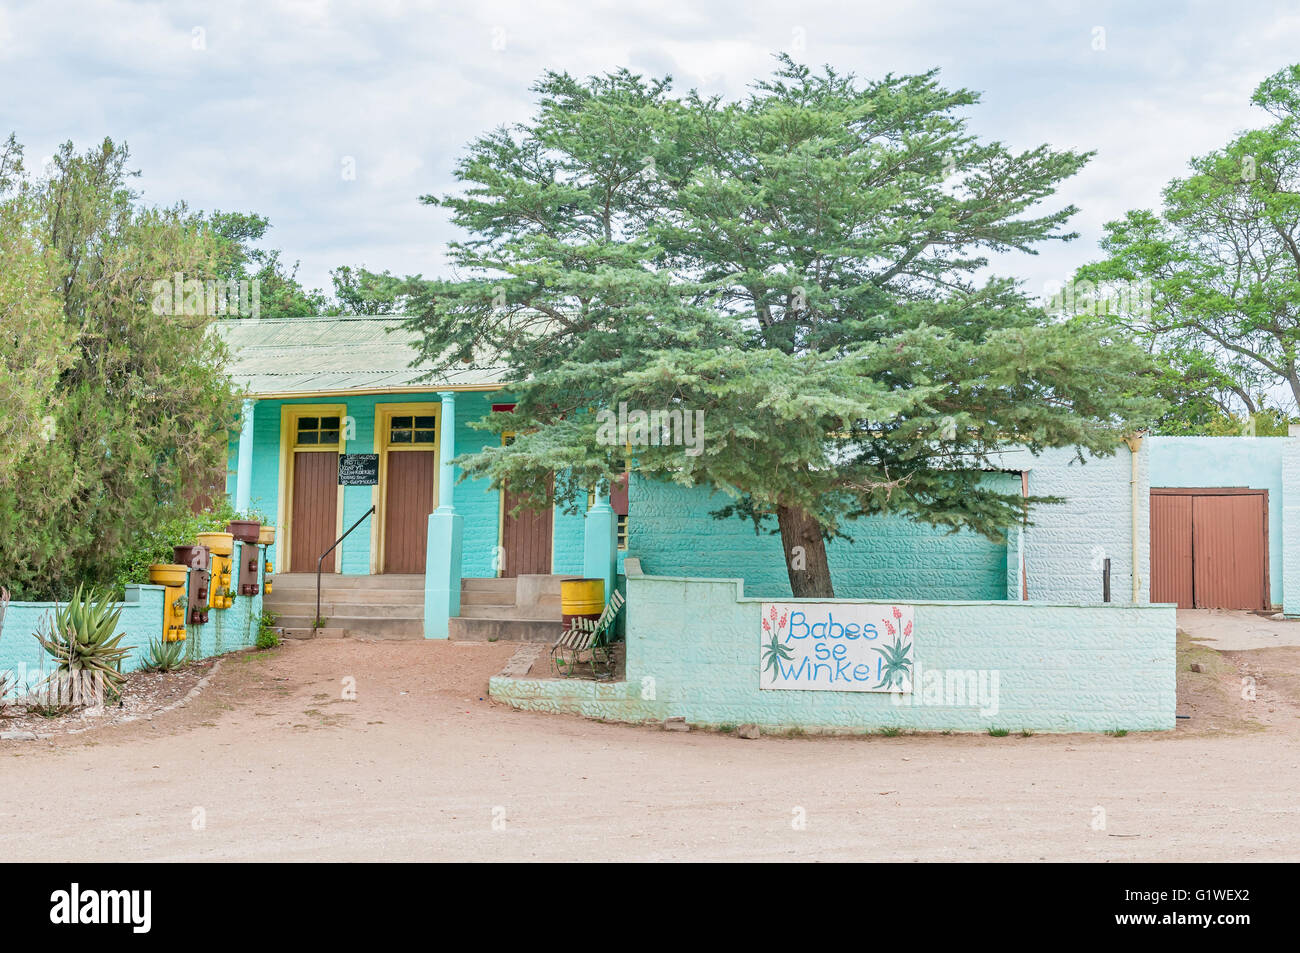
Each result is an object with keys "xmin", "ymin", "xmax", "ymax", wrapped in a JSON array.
[
  {"xmin": 142, "ymin": 637, "xmax": 185, "ymax": 672},
  {"xmin": 35, "ymin": 585, "xmax": 132, "ymax": 702}
]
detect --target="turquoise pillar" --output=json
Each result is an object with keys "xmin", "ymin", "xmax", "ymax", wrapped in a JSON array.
[
  {"xmin": 234, "ymin": 398, "xmax": 255, "ymax": 514},
  {"xmin": 424, "ymin": 391, "xmax": 462, "ymax": 638},
  {"xmin": 584, "ymin": 480, "xmax": 618, "ymax": 606}
]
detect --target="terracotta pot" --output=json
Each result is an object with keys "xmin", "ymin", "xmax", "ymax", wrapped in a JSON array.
[{"xmin": 227, "ymin": 520, "xmax": 261, "ymax": 545}]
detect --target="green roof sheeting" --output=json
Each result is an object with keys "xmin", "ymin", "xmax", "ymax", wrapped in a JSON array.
[{"xmin": 216, "ymin": 315, "xmax": 509, "ymax": 396}]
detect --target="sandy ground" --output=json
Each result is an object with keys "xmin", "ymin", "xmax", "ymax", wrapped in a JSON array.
[
  {"xmin": 1177, "ymin": 608, "xmax": 1300, "ymax": 649},
  {"xmin": 1, "ymin": 634, "xmax": 1299, "ymax": 862}
]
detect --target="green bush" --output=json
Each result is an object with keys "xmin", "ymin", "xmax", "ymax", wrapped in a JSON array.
[
  {"xmin": 256, "ymin": 610, "xmax": 280, "ymax": 650},
  {"xmin": 107, "ymin": 502, "xmax": 267, "ymax": 599}
]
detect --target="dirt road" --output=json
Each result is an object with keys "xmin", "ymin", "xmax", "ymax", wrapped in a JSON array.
[{"xmin": 2, "ymin": 636, "xmax": 1298, "ymax": 862}]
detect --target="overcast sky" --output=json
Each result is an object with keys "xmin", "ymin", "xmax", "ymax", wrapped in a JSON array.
[{"xmin": 2, "ymin": 0, "xmax": 1297, "ymax": 302}]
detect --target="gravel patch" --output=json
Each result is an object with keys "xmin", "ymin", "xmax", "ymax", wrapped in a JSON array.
[{"xmin": 0, "ymin": 660, "xmax": 219, "ymax": 739}]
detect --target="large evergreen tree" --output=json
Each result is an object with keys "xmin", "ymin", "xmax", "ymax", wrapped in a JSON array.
[{"xmin": 407, "ymin": 59, "xmax": 1160, "ymax": 597}]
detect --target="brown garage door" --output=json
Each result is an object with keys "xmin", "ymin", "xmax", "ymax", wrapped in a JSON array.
[{"xmin": 1150, "ymin": 489, "xmax": 1268, "ymax": 609}]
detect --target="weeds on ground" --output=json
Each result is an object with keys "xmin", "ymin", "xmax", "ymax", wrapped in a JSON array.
[
  {"xmin": 256, "ymin": 610, "xmax": 281, "ymax": 649},
  {"xmin": 988, "ymin": 727, "xmax": 1010, "ymax": 737}
]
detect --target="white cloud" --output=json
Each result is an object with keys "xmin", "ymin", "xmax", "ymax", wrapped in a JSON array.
[{"xmin": 2, "ymin": 0, "xmax": 1297, "ymax": 297}]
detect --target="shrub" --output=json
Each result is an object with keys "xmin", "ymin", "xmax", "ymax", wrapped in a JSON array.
[
  {"xmin": 107, "ymin": 502, "xmax": 267, "ymax": 598},
  {"xmin": 256, "ymin": 610, "xmax": 280, "ymax": 650}
]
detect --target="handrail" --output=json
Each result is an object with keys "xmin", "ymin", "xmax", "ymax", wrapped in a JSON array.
[{"xmin": 316, "ymin": 505, "xmax": 375, "ymax": 633}]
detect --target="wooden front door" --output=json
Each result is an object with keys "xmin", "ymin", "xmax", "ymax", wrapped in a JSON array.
[
  {"xmin": 290, "ymin": 451, "xmax": 339, "ymax": 573},
  {"xmin": 384, "ymin": 450, "xmax": 436, "ymax": 573},
  {"xmin": 500, "ymin": 476, "xmax": 553, "ymax": 576},
  {"xmin": 1150, "ymin": 489, "xmax": 1268, "ymax": 610}
]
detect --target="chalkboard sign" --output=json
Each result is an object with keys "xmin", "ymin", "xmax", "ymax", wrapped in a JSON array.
[{"xmin": 338, "ymin": 454, "xmax": 379, "ymax": 486}]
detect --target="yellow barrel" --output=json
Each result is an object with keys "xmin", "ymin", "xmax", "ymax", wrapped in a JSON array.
[
  {"xmin": 561, "ymin": 577, "xmax": 605, "ymax": 632},
  {"xmin": 196, "ymin": 532, "xmax": 233, "ymax": 556},
  {"xmin": 148, "ymin": 564, "xmax": 189, "ymax": 587},
  {"xmin": 258, "ymin": 524, "xmax": 277, "ymax": 546}
]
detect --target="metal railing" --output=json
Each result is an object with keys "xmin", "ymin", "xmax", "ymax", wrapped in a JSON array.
[{"xmin": 316, "ymin": 506, "xmax": 375, "ymax": 633}]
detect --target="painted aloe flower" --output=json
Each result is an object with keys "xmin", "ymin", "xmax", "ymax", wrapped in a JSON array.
[
  {"xmin": 874, "ymin": 636, "xmax": 913, "ymax": 690},
  {"xmin": 763, "ymin": 633, "xmax": 794, "ymax": 676}
]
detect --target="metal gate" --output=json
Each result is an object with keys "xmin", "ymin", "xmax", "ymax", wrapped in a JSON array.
[{"xmin": 1150, "ymin": 488, "xmax": 1268, "ymax": 610}]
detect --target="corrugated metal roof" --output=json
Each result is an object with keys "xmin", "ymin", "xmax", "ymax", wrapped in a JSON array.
[{"xmin": 215, "ymin": 316, "xmax": 510, "ymax": 396}]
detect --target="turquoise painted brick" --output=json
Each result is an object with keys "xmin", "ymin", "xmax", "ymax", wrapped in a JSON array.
[
  {"xmin": 1017, "ymin": 444, "xmax": 1149, "ymax": 605},
  {"xmin": 492, "ymin": 574, "xmax": 1176, "ymax": 733},
  {"xmin": 552, "ymin": 505, "xmax": 586, "ymax": 575},
  {"xmin": 1284, "ymin": 439, "xmax": 1300, "ymax": 616},
  {"xmin": 627, "ymin": 475, "xmax": 1010, "ymax": 600}
]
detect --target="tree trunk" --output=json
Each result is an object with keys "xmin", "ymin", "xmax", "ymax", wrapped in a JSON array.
[{"xmin": 776, "ymin": 504, "xmax": 834, "ymax": 598}]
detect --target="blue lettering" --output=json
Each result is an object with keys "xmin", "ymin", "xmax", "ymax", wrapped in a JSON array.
[
  {"xmin": 788, "ymin": 612, "xmax": 809, "ymax": 639},
  {"xmin": 777, "ymin": 657, "xmax": 808, "ymax": 680}
]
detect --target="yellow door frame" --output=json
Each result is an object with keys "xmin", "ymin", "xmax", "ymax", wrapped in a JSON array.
[
  {"xmin": 277, "ymin": 403, "xmax": 348, "ymax": 574},
  {"xmin": 373, "ymin": 402, "xmax": 441, "ymax": 574}
]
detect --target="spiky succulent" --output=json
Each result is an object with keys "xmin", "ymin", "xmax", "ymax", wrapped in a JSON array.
[
  {"xmin": 142, "ymin": 637, "xmax": 186, "ymax": 672},
  {"xmin": 35, "ymin": 585, "xmax": 131, "ymax": 702}
]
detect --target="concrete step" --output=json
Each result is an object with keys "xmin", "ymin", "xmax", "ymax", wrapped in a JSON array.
[
  {"xmin": 460, "ymin": 588, "xmax": 517, "ymax": 607},
  {"xmin": 275, "ymin": 616, "xmax": 426, "ymax": 639},
  {"xmin": 461, "ymin": 577, "xmax": 516, "ymax": 594},
  {"xmin": 266, "ymin": 588, "xmax": 425, "ymax": 607},
  {"xmin": 458, "ymin": 604, "xmax": 559, "ymax": 621},
  {"xmin": 448, "ymin": 618, "xmax": 563, "ymax": 643},
  {"xmin": 280, "ymin": 627, "xmax": 348, "ymax": 640},
  {"xmin": 263, "ymin": 601, "xmax": 424, "ymax": 621},
  {"xmin": 268, "ymin": 573, "xmax": 426, "ymax": 591}
]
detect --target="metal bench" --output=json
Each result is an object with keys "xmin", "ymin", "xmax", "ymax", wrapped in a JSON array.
[{"xmin": 550, "ymin": 590, "xmax": 624, "ymax": 679}]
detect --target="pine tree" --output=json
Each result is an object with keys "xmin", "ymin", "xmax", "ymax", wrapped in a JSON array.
[{"xmin": 407, "ymin": 59, "xmax": 1161, "ymax": 596}]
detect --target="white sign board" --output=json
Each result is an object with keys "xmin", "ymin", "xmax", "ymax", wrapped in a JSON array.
[{"xmin": 759, "ymin": 602, "xmax": 914, "ymax": 692}]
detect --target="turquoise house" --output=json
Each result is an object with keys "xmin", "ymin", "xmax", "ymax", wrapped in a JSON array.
[
  {"xmin": 219, "ymin": 316, "xmax": 623, "ymax": 639},
  {"xmin": 219, "ymin": 315, "xmax": 1169, "ymax": 644}
]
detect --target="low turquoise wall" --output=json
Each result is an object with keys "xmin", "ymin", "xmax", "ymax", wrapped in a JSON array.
[
  {"xmin": 626, "ymin": 475, "xmax": 1013, "ymax": 601},
  {"xmin": 1148, "ymin": 435, "xmax": 1286, "ymax": 605},
  {"xmin": 0, "ymin": 548, "xmax": 263, "ymax": 693},
  {"xmin": 491, "ymin": 573, "xmax": 1177, "ymax": 733}
]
